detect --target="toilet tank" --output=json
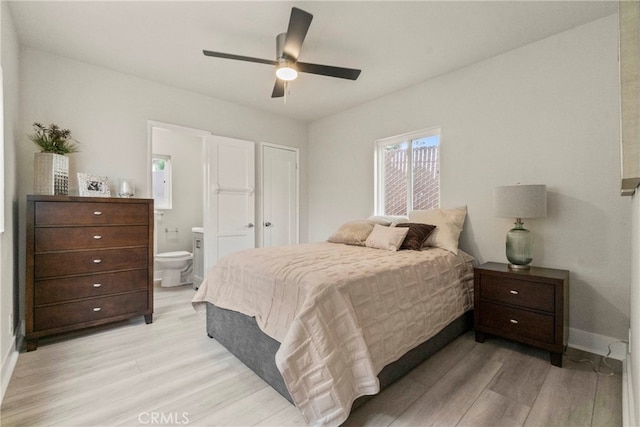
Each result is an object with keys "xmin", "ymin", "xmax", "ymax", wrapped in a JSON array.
[{"xmin": 192, "ymin": 227, "xmax": 204, "ymax": 290}]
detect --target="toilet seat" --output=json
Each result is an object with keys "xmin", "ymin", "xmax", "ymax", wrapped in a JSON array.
[{"xmin": 155, "ymin": 251, "xmax": 192, "ymax": 261}]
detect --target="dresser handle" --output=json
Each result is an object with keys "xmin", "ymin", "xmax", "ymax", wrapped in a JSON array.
[
  {"xmin": 510, "ymin": 319, "xmax": 519, "ymax": 324},
  {"xmin": 93, "ymin": 235, "xmax": 102, "ymax": 240},
  {"xmin": 93, "ymin": 307, "xmax": 101, "ymax": 312},
  {"xmin": 93, "ymin": 211, "xmax": 103, "ymax": 215},
  {"xmin": 510, "ymin": 290, "xmax": 519, "ymax": 295},
  {"xmin": 93, "ymin": 259, "xmax": 102, "ymax": 264},
  {"xmin": 93, "ymin": 283, "xmax": 102, "ymax": 288}
]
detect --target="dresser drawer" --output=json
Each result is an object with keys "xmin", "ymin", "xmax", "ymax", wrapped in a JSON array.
[
  {"xmin": 480, "ymin": 275, "xmax": 555, "ymax": 312},
  {"xmin": 34, "ymin": 291, "xmax": 149, "ymax": 331},
  {"xmin": 35, "ymin": 247, "xmax": 148, "ymax": 279},
  {"xmin": 35, "ymin": 269, "xmax": 148, "ymax": 305},
  {"xmin": 478, "ymin": 301, "xmax": 555, "ymax": 344},
  {"xmin": 35, "ymin": 226, "xmax": 148, "ymax": 252},
  {"xmin": 35, "ymin": 202, "xmax": 149, "ymax": 226}
]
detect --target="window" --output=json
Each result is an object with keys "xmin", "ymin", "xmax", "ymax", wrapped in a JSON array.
[
  {"xmin": 152, "ymin": 154, "xmax": 172, "ymax": 209},
  {"xmin": 375, "ymin": 128, "xmax": 440, "ymax": 216}
]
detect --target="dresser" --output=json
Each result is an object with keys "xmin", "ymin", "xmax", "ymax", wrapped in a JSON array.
[
  {"xmin": 474, "ymin": 262, "xmax": 569, "ymax": 367},
  {"xmin": 26, "ymin": 195, "xmax": 154, "ymax": 351}
]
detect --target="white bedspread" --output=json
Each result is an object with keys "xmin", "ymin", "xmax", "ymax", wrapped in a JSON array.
[{"xmin": 192, "ymin": 242, "xmax": 474, "ymax": 426}]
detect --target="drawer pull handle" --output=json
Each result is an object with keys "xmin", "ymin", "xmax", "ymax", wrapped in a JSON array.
[
  {"xmin": 93, "ymin": 211, "xmax": 103, "ymax": 216},
  {"xmin": 93, "ymin": 235, "xmax": 102, "ymax": 240},
  {"xmin": 510, "ymin": 290, "xmax": 519, "ymax": 295},
  {"xmin": 93, "ymin": 259, "xmax": 102, "ymax": 264},
  {"xmin": 93, "ymin": 307, "xmax": 102, "ymax": 312},
  {"xmin": 510, "ymin": 319, "xmax": 519, "ymax": 324},
  {"xmin": 93, "ymin": 283, "xmax": 102, "ymax": 288}
]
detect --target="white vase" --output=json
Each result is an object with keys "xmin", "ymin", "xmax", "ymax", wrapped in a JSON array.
[{"xmin": 34, "ymin": 152, "xmax": 69, "ymax": 195}]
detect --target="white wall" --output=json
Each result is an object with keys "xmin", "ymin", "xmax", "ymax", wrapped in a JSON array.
[
  {"xmin": 1, "ymin": 0, "xmax": 20, "ymax": 401},
  {"xmin": 152, "ymin": 127, "xmax": 204, "ymax": 255},
  {"xmin": 308, "ymin": 15, "xmax": 629, "ymax": 342}
]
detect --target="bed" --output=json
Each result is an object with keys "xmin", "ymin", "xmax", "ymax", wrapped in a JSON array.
[{"xmin": 192, "ymin": 209, "xmax": 473, "ymax": 426}]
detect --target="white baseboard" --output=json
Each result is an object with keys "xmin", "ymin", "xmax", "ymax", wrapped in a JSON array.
[
  {"xmin": 624, "ymin": 357, "xmax": 634, "ymax": 427},
  {"xmin": 1, "ymin": 335, "xmax": 19, "ymax": 404},
  {"xmin": 568, "ymin": 327, "xmax": 628, "ymax": 361}
]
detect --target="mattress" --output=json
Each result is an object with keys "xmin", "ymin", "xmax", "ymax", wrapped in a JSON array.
[{"xmin": 193, "ymin": 242, "xmax": 474, "ymax": 426}]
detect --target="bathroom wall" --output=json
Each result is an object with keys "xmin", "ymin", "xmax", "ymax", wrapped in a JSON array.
[{"xmin": 152, "ymin": 127, "xmax": 203, "ymax": 255}]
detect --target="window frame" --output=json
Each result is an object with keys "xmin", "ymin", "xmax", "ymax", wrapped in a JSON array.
[
  {"xmin": 374, "ymin": 127, "xmax": 441, "ymax": 216},
  {"xmin": 152, "ymin": 154, "xmax": 172, "ymax": 210}
]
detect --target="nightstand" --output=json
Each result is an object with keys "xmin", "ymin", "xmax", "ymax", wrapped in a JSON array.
[{"xmin": 474, "ymin": 262, "xmax": 569, "ymax": 367}]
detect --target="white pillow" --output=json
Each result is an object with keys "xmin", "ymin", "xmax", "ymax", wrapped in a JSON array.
[
  {"xmin": 408, "ymin": 206, "xmax": 467, "ymax": 254},
  {"xmin": 367, "ymin": 215, "xmax": 409, "ymax": 226},
  {"xmin": 365, "ymin": 224, "xmax": 409, "ymax": 251}
]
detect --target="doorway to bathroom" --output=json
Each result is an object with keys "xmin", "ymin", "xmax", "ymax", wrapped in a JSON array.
[
  {"xmin": 147, "ymin": 121, "xmax": 257, "ymax": 287},
  {"xmin": 150, "ymin": 125, "xmax": 206, "ymax": 260}
]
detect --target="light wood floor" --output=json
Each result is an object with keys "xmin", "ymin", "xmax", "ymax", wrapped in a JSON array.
[{"xmin": 1, "ymin": 285, "xmax": 621, "ymax": 426}]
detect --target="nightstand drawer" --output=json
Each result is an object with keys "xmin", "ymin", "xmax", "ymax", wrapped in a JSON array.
[
  {"xmin": 480, "ymin": 275, "xmax": 555, "ymax": 312},
  {"xmin": 35, "ymin": 226, "xmax": 148, "ymax": 251},
  {"xmin": 478, "ymin": 301, "xmax": 555, "ymax": 344},
  {"xmin": 34, "ymin": 291, "xmax": 149, "ymax": 330}
]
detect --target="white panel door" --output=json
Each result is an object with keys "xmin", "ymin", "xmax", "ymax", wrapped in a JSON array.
[
  {"xmin": 262, "ymin": 144, "xmax": 298, "ymax": 247},
  {"xmin": 205, "ymin": 135, "xmax": 255, "ymax": 271}
]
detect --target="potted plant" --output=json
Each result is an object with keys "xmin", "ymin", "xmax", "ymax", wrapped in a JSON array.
[{"xmin": 29, "ymin": 122, "xmax": 80, "ymax": 195}]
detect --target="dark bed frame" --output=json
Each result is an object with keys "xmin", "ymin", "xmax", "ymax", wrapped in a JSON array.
[{"xmin": 206, "ymin": 302, "xmax": 473, "ymax": 408}]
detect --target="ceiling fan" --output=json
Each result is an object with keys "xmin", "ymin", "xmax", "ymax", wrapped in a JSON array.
[{"xmin": 203, "ymin": 7, "xmax": 361, "ymax": 98}]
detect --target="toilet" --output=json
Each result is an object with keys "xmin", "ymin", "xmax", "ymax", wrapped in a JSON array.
[{"xmin": 155, "ymin": 251, "xmax": 193, "ymax": 287}]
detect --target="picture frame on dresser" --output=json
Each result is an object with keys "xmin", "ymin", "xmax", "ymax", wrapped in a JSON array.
[
  {"xmin": 77, "ymin": 172, "xmax": 111, "ymax": 197},
  {"xmin": 25, "ymin": 195, "xmax": 154, "ymax": 351}
]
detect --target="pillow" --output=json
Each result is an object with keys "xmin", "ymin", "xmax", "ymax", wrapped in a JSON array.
[
  {"xmin": 367, "ymin": 215, "xmax": 409, "ymax": 226},
  {"xmin": 365, "ymin": 224, "xmax": 409, "ymax": 251},
  {"xmin": 394, "ymin": 223, "xmax": 437, "ymax": 250},
  {"xmin": 327, "ymin": 220, "xmax": 376, "ymax": 246},
  {"xmin": 408, "ymin": 206, "xmax": 467, "ymax": 254}
]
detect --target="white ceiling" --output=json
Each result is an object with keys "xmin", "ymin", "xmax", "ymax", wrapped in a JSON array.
[{"xmin": 8, "ymin": 1, "xmax": 618, "ymax": 123}]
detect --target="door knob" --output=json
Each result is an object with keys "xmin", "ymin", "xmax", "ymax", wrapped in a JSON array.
[
  {"xmin": 265, "ymin": 222, "xmax": 272, "ymax": 227},
  {"xmin": 247, "ymin": 223, "xmax": 254, "ymax": 228}
]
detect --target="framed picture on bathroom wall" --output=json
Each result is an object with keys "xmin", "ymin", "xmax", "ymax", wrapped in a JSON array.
[{"xmin": 77, "ymin": 172, "xmax": 111, "ymax": 197}]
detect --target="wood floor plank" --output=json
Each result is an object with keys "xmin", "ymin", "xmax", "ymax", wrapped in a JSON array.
[
  {"xmin": 343, "ymin": 375, "xmax": 428, "ymax": 427},
  {"xmin": 458, "ymin": 389, "xmax": 530, "ymax": 427},
  {"xmin": 487, "ymin": 342, "xmax": 551, "ymax": 407},
  {"xmin": 524, "ymin": 365, "xmax": 598, "ymax": 426},
  {"xmin": 188, "ymin": 386, "xmax": 293, "ymax": 426},
  {"xmin": 592, "ymin": 371, "xmax": 622, "ymax": 426},
  {"xmin": 388, "ymin": 342, "xmax": 504, "ymax": 426}
]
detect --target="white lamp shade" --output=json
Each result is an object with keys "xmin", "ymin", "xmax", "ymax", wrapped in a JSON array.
[{"xmin": 494, "ymin": 185, "xmax": 547, "ymax": 219}]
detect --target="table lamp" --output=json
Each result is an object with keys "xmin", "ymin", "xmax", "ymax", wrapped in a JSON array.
[{"xmin": 494, "ymin": 184, "xmax": 547, "ymax": 270}]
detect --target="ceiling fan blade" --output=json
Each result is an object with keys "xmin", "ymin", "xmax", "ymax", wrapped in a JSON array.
[
  {"xmin": 296, "ymin": 62, "xmax": 361, "ymax": 80},
  {"xmin": 283, "ymin": 7, "xmax": 313, "ymax": 61},
  {"xmin": 203, "ymin": 50, "xmax": 277, "ymax": 66},
  {"xmin": 272, "ymin": 80, "xmax": 285, "ymax": 98}
]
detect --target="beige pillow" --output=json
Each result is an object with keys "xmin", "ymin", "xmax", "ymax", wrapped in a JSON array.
[
  {"xmin": 408, "ymin": 206, "xmax": 467, "ymax": 254},
  {"xmin": 327, "ymin": 220, "xmax": 376, "ymax": 246},
  {"xmin": 365, "ymin": 224, "xmax": 409, "ymax": 251}
]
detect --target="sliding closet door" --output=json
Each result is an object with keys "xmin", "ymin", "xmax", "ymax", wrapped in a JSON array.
[{"xmin": 204, "ymin": 135, "xmax": 255, "ymax": 271}]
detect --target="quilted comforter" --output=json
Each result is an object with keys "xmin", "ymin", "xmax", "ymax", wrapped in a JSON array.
[{"xmin": 192, "ymin": 242, "xmax": 474, "ymax": 426}]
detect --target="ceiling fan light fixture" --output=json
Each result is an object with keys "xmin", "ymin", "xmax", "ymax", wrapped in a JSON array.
[{"xmin": 276, "ymin": 63, "xmax": 298, "ymax": 81}]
